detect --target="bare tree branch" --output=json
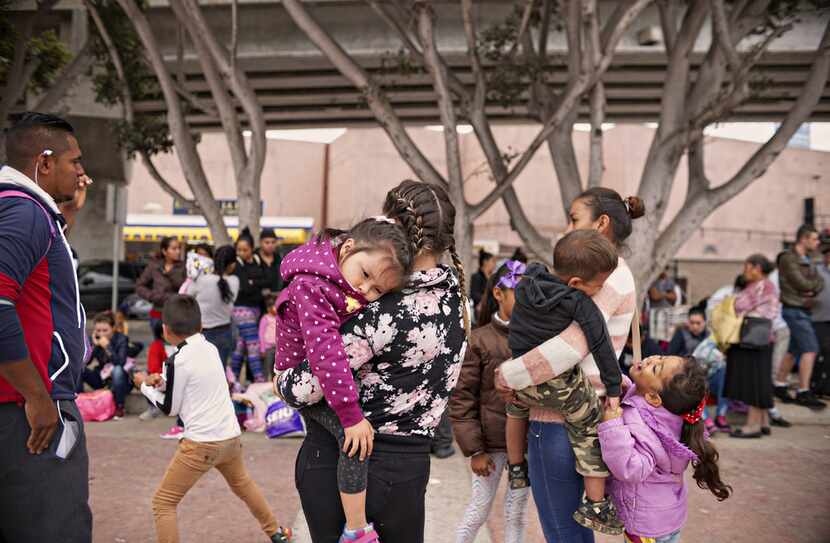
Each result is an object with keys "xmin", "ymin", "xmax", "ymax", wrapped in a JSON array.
[
  {"xmin": 115, "ymin": 0, "xmax": 230, "ymax": 246},
  {"xmin": 230, "ymin": 0, "xmax": 239, "ymax": 73},
  {"xmin": 537, "ymin": 0, "xmax": 552, "ymax": 57},
  {"xmin": 473, "ymin": 0, "xmax": 655, "ymax": 216},
  {"xmin": 169, "ymin": 78, "xmax": 220, "ymax": 119},
  {"xmin": 508, "ymin": 0, "xmax": 537, "ymax": 58},
  {"xmin": 176, "ymin": 23, "xmax": 185, "ymax": 85},
  {"xmin": 685, "ymin": 132, "xmax": 709, "ymax": 203},
  {"xmin": 461, "ymin": 0, "xmax": 486, "ymax": 111},
  {"xmin": 656, "ymin": 0, "xmax": 677, "ymax": 55},
  {"xmin": 32, "ymin": 39, "xmax": 94, "ymax": 113},
  {"xmin": 585, "ymin": 0, "xmax": 604, "ymax": 188},
  {"xmin": 711, "ymin": 0, "xmax": 742, "ymax": 73},
  {"xmin": 418, "ymin": 3, "xmax": 464, "ymax": 190},
  {"xmin": 141, "ymin": 150, "xmax": 196, "ymax": 210},
  {"xmin": 172, "ymin": 1, "xmax": 247, "ymax": 180},
  {"xmin": 84, "ymin": 0, "xmax": 132, "ymax": 120},
  {"xmin": 282, "ymin": 0, "xmax": 447, "ymax": 187}
]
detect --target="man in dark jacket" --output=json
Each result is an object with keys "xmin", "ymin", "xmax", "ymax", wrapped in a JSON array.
[
  {"xmin": 0, "ymin": 112, "xmax": 93, "ymax": 542},
  {"xmin": 775, "ymin": 224, "xmax": 826, "ymax": 409},
  {"xmin": 257, "ymin": 227, "xmax": 283, "ymax": 297}
]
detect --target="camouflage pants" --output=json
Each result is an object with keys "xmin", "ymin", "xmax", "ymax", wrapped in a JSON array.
[{"xmin": 506, "ymin": 366, "xmax": 607, "ymax": 477}]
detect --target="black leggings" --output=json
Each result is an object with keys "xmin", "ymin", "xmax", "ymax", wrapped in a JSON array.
[
  {"xmin": 302, "ymin": 402, "xmax": 369, "ymax": 494},
  {"xmin": 295, "ymin": 418, "xmax": 431, "ymax": 543}
]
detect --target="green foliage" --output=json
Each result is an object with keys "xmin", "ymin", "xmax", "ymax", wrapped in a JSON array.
[
  {"xmin": 0, "ymin": 4, "xmax": 72, "ymax": 96},
  {"xmin": 87, "ymin": 0, "xmax": 173, "ymax": 157},
  {"xmin": 478, "ymin": 2, "xmax": 563, "ymax": 109}
]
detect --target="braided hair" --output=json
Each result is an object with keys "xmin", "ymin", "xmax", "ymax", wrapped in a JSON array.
[{"xmin": 382, "ymin": 180, "xmax": 471, "ymax": 337}]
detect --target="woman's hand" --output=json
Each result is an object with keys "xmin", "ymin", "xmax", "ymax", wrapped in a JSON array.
[
  {"xmin": 603, "ymin": 403, "xmax": 623, "ymax": 422},
  {"xmin": 343, "ymin": 418, "xmax": 374, "ymax": 461},
  {"xmin": 470, "ymin": 453, "xmax": 495, "ymax": 477},
  {"xmin": 96, "ymin": 335, "xmax": 110, "ymax": 349}
]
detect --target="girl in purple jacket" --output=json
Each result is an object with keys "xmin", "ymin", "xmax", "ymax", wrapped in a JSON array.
[
  {"xmin": 274, "ymin": 217, "xmax": 414, "ymax": 543},
  {"xmin": 599, "ymin": 356, "xmax": 731, "ymax": 543}
]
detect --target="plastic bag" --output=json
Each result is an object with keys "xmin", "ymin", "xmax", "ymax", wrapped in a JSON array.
[
  {"xmin": 76, "ymin": 389, "xmax": 116, "ymax": 422},
  {"xmin": 265, "ymin": 399, "xmax": 306, "ymax": 438}
]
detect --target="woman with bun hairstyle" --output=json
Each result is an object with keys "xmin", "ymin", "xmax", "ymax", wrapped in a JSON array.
[{"xmin": 496, "ymin": 187, "xmax": 645, "ymax": 543}]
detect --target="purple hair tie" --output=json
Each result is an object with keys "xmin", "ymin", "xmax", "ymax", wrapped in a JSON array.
[{"xmin": 497, "ymin": 260, "xmax": 526, "ymax": 289}]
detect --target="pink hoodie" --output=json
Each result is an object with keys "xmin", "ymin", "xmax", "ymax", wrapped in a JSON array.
[{"xmin": 274, "ymin": 238, "xmax": 368, "ymax": 428}]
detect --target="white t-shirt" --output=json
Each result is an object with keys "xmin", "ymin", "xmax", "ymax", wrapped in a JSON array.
[
  {"xmin": 185, "ymin": 274, "xmax": 239, "ymax": 329},
  {"xmin": 141, "ymin": 333, "xmax": 240, "ymax": 442}
]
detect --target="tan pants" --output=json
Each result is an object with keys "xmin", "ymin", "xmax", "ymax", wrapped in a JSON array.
[{"xmin": 152, "ymin": 437, "xmax": 277, "ymax": 543}]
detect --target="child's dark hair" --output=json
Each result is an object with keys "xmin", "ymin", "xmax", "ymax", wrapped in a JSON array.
[
  {"xmin": 688, "ymin": 307, "xmax": 706, "ymax": 321},
  {"xmin": 382, "ymin": 180, "xmax": 470, "ymax": 336},
  {"xmin": 264, "ymin": 293, "xmax": 277, "ymax": 309},
  {"xmin": 93, "ymin": 310, "xmax": 116, "ymax": 327},
  {"xmin": 213, "ymin": 245, "xmax": 237, "ymax": 304},
  {"xmin": 326, "ymin": 218, "xmax": 414, "ymax": 285},
  {"xmin": 478, "ymin": 263, "xmax": 513, "ymax": 327},
  {"xmin": 553, "ymin": 230, "xmax": 618, "ymax": 281},
  {"xmin": 478, "ymin": 248, "xmax": 494, "ymax": 269},
  {"xmin": 162, "ymin": 295, "xmax": 202, "ymax": 337},
  {"xmin": 661, "ymin": 357, "xmax": 732, "ymax": 501},
  {"xmin": 576, "ymin": 188, "xmax": 645, "ymax": 246},
  {"xmin": 195, "ymin": 243, "xmax": 214, "ymax": 258},
  {"xmin": 746, "ymin": 253, "xmax": 775, "ymax": 275}
]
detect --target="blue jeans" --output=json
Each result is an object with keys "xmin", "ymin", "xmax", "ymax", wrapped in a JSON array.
[
  {"xmin": 702, "ymin": 366, "xmax": 728, "ymax": 420},
  {"xmin": 527, "ymin": 421, "xmax": 594, "ymax": 543},
  {"xmin": 80, "ymin": 365, "xmax": 131, "ymax": 408},
  {"xmin": 203, "ymin": 324, "xmax": 234, "ymax": 368}
]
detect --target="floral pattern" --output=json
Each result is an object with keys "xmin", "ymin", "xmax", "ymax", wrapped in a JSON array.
[{"xmin": 278, "ymin": 265, "xmax": 467, "ymax": 438}]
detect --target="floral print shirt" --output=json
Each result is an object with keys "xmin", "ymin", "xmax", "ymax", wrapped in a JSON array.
[{"xmin": 278, "ymin": 266, "xmax": 467, "ymax": 438}]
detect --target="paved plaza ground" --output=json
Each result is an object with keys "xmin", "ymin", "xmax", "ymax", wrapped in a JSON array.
[
  {"xmin": 86, "ymin": 399, "xmax": 830, "ymax": 543},
  {"xmin": 84, "ymin": 321, "xmax": 830, "ymax": 542}
]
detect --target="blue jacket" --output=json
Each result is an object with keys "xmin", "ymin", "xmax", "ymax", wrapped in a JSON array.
[{"xmin": 0, "ymin": 166, "xmax": 86, "ymax": 402}]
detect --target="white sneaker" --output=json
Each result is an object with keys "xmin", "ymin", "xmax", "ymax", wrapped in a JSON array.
[{"xmin": 139, "ymin": 405, "xmax": 161, "ymax": 421}]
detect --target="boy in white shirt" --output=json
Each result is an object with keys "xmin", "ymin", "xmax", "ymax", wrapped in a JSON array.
[{"xmin": 134, "ymin": 294, "xmax": 292, "ymax": 543}]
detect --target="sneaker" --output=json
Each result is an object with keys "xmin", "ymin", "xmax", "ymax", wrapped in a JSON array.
[
  {"xmin": 773, "ymin": 385, "xmax": 794, "ymax": 404},
  {"xmin": 160, "ymin": 426, "xmax": 185, "ymax": 440},
  {"xmin": 339, "ymin": 523, "xmax": 379, "ymax": 542},
  {"xmin": 704, "ymin": 418, "xmax": 716, "ymax": 433},
  {"xmin": 271, "ymin": 527, "xmax": 293, "ymax": 542},
  {"xmin": 113, "ymin": 407, "xmax": 125, "ymax": 420},
  {"xmin": 770, "ymin": 415, "xmax": 792, "ymax": 428},
  {"xmin": 714, "ymin": 416, "xmax": 732, "ymax": 433},
  {"xmin": 795, "ymin": 390, "xmax": 827, "ymax": 410},
  {"xmin": 139, "ymin": 405, "xmax": 161, "ymax": 421},
  {"xmin": 572, "ymin": 495, "xmax": 625, "ymax": 535},
  {"xmin": 508, "ymin": 462, "xmax": 530, "ymax": 490}
]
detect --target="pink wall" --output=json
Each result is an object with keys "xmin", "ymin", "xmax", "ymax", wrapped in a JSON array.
[{"xmin": 127, "ymin": 125, "xmax": 829, "ymax": 264}]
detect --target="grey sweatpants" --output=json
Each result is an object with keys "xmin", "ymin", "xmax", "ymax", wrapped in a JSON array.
[{"xmin": 0, "ymin": 400, "xmax": 93, "ymax": 543}]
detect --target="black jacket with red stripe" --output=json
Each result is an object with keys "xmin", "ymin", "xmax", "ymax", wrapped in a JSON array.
[{"xmin": 0, "ymin": 167, "xmax": 87, "ymax": 403}]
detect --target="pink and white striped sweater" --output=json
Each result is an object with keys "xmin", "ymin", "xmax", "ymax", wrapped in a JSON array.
[{"xmin": 497, "ymin": 258, "xmax": 636, "ymax": 423}]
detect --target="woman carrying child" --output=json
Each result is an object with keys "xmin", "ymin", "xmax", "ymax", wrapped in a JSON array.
[
  {"xmin": 496, "ymin": 187, "xmax": 644, "ymax": 543},
  {"xmin": 451, "ymin": 261, "xmax": 530, "ymax": 543},
  {"xmin": 277, "ymin": 180, "xmax": 468, "ymax": 543},
  {"xmin": 600, "ymin": 355, "xmax": 731, "ymax": 542}
]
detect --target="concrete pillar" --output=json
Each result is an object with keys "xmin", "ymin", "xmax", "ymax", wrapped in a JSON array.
[{"xmin": 67, "ymin": 181, "xmax": 118, "ymax": 261}]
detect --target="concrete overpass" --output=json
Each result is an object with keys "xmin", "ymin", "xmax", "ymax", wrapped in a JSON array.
[{"xmin": 21, "ymin": 1, "xmax": 830, "ymax": 130}]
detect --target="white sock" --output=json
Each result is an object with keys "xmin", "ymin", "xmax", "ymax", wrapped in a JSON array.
[{"xmin": 773, "ymin": 381, "xmax": 789, "ymax": 388}]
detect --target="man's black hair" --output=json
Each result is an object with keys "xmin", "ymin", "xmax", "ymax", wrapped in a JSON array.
[
  {"xmin": 162, "ymin": 295, "xmax": 202, "ymax": 337},
  {"xmin": 796, "ymin": 224, "xmax": 818, "ymax": 242},
  {"xmin": 688, "ymin": 307, "xmax": 706, "ymax": 321},
  {"xmin": 4, "ymin": 112, "xmax": 75, "ymax": 169}
]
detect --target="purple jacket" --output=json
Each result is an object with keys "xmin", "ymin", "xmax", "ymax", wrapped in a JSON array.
[
  {"xmin": 274, "ymin": 238, "xmax": 368, "ymax": 428},
  {"xmin": 598, "ymin": 386, "xmax": 696, "ymax": 538}
]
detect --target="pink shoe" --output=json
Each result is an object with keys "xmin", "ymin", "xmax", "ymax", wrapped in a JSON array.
[
  {"xmin": 339, "ymin": 524, "xmax": 380, "ymax": 543},
  {"xmin": 704, "ymin": 418, "xmax": 715, "ymax": 433},
  {"xmin": 160, "ymin": 426, "xmax": 185, "ymax": 440},
  {"xmin": 714, "ymin": 416, "xmax": 732, "ymax": 433}
]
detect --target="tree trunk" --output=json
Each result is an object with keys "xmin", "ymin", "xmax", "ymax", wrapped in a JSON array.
[{"xmin": 115, "ymin": 0, "xmax": 231, "ymax": 246}]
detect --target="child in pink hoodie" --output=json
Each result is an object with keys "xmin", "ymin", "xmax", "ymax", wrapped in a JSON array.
[
  {"xmin": 599, "ymin": 355, "xmax": 732, "ymax": 543},
  {"xmin": 259, "ymin": 294, "xmax": 278, "ymax": 380},
  {"xmin": 274, "ymin": 218, "xmax": 414, "ymax": 543}
]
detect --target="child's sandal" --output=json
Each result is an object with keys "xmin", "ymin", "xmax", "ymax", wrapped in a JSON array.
[{"xmin": 271, "ymin": 526, "xmax": 293, "ymax": 542}]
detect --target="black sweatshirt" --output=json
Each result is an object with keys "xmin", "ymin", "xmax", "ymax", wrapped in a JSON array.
[{"xmin": 508, "ymin": 263, "xmax": 622, "ymax": 397}]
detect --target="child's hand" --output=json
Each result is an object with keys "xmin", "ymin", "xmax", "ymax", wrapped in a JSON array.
[
  {"xmin": 470, "ymin": 453, "xmax": 495, "ymax": 477},
  {"xmin": 605, "ymin": 396, "xmax": 621, "ymax": 411},
  {"xmin": 146, "ymin": 373, "xmax": 163, "ymax": 388},
  {"xmin": 343, "ymin": 418, "xmax": 374, "ymax": 461},
  {"xmin": 494, "ymin": 368, "xmax": 515, "ymax": 403},
  {"xmin": 132, "ymin": 371, "xmax": 145, "ymax": 387}
]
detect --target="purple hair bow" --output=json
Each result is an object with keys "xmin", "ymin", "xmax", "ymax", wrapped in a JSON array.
[{"xmin": 497, "ymin": 260, "xmax": 526, "ymax": 289}]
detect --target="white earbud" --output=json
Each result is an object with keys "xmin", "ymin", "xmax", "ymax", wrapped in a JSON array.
[{"xmin": 34, "ymin": 149, "xmax": 54, "ymax": 186}]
